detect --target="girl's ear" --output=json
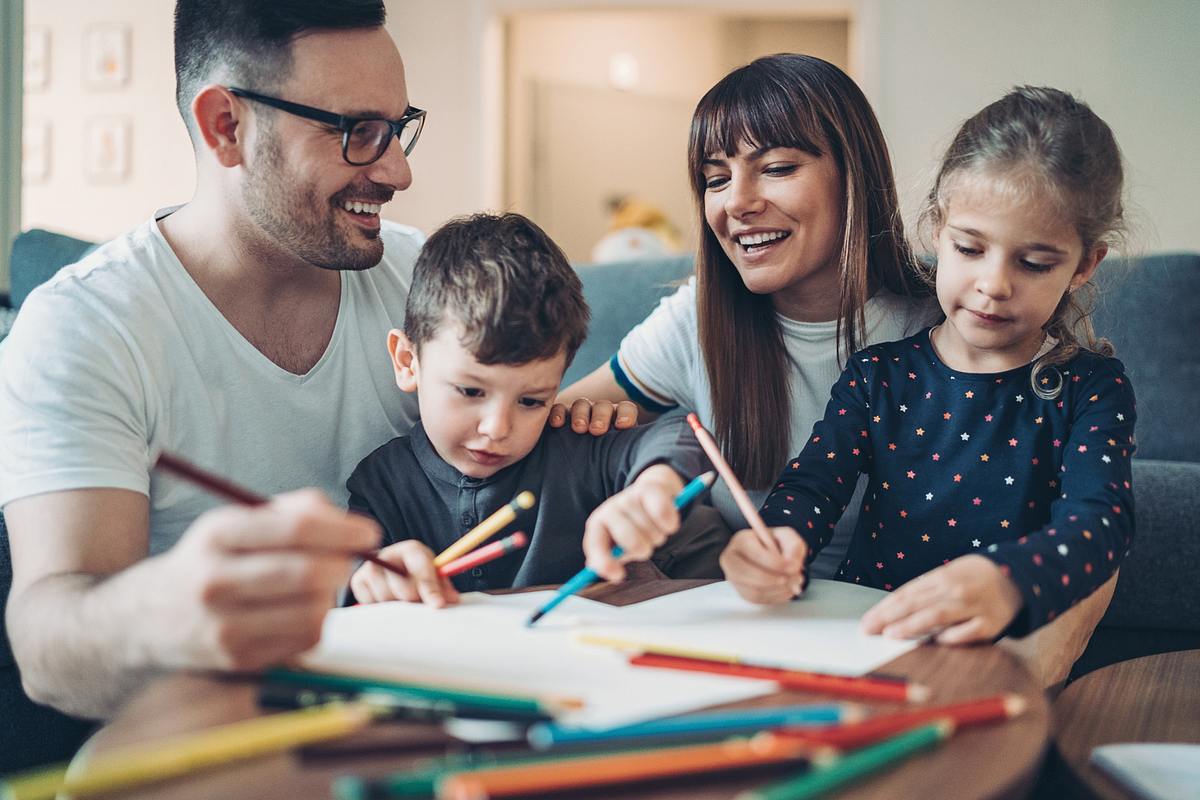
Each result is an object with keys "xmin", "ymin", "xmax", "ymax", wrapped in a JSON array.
[
  {"xmin": 1070, "ymin": 244, "xmax": 1109, "ymax": 292},
  {"xmin": 387, "ymin": 329, "xmax": 419, "ymax": 393}
]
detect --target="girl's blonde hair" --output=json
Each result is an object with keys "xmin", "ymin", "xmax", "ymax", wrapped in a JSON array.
[{"xmin": 917, "ymin": 86, "xmax": 1126, "ymax": 399}]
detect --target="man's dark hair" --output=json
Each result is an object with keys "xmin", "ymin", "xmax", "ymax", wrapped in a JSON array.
[
  {"xmin": 405, "ymin": 213, "xmax": 591, "ymax": 367},
  {"xmin": 174, "ymin": 0, "xmax": 386, "ymax": 138}
]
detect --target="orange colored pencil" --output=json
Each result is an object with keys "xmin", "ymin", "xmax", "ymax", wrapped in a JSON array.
[
  {"xmin": 776, "ymin": 694, "xmax": 1027, "ymax": 750},
  {"xmin": 435, "ymin": 733, "xmax": 828, "ymax": 800},
  {"xmin": 686, "ymin": 413, "xmax": 779, "ymax": 553},
  {"xmin": 438, "ymin": 532, "xmax": 528, "ymax": 578},
  {"xmin": 630, "ymin": 652, "xmax": 930, "ymax": 703}
]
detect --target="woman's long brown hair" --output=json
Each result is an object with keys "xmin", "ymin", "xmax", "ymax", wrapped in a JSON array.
[{"xmin": 689, "ymin": 54, "xmax": 917, "ymax": 488}]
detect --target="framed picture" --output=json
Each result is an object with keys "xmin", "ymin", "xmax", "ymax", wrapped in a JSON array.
[
  {"xmin": 23, "ymin": 120, "xmax": 52, "ymax": 183},
  {"xmin": 83, "ymin": 24, "xmax": 131, "ymax": 89},
  {"xmin": 85, "ymin": 117, "xmax": 131, "ymax": 183},
  {"xmin": 24, "ymin": 26, "xmax": 51, "ymax": 91}
]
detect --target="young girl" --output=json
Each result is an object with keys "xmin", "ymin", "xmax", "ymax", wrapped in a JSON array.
[{"xmin": 720, "ymin": 87, "xmax": 1135, "ymax": 664}]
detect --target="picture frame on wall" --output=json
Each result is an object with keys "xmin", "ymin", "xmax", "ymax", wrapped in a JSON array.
[
  {"xmin": 24, "ymin": 26, "xmax": 51, "ymax": 91},
  {"xmin": 23, "ymin": 120, "xmax": 52, "ymax": 183},
  {"xmin": 83, "ymin": 23, "xmax": 131, "ymax": 89},
  {"xmin": 85, "ymin": 117, "xmax": 131, "ymax": 183}
]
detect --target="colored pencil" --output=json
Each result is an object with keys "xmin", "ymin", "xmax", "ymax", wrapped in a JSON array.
[
  {"xmin": 265, "ymin": 668, "xmax": 573, "ymax": 722},
  {"xmin": 435, "ymin": 733, "xmax": 826, "ymax": 800},
  {"xmin": 439, "ymin": 532, "xmax": 528, "ymax": 577},
  {"xmin": 153, "ymin": 450, "xmax": 409, "ymax": 580},
  {"xmin": 735, "ymin": 720, "xmax": 954, "ymax": 800},
  {"xmin": 629, "ymin": 652, "xmax": 930, "ymax": 703},
  {"xmin": 433, "ymin": 491, "xmax": 536, "ymax": 567},
  {"xmin": 0, "ymin": 701, "xmax": 381, "ymax": 800},
  {"xmin": 686, "ymin": 414, "xmax": 780, "ymax": 554},
  {"xmin": 526, "ymin": 470, "xmax": 716, "ymax": 626},
  {"xmin": 776, "ymin": 695, "xmax": 1026, "ymax": 750},
  {"xmin": 257, "ymin": 682, "xmax": 461, "ymax": 723},
  {"xmin": 528, "ymin": 704, "xmax": 855, "ymax": 749}
]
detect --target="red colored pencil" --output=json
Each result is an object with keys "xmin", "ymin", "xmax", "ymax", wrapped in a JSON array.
[
  {"xmin": 153, "ymin": 451, "xmax": 409, "ymax": 580},
  {"xmin": 630, "ymin": 652, "xmax": 930, "ymax": 703},
  {"xmin": 439, "ymin": 532, "xmax": 528, "ymax": 577},
  {"xmin": 776, "ymin": 694, "xmax": 1027, "ymax": 750}
]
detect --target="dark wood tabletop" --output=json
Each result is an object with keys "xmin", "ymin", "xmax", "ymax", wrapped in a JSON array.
[
  {"xmin": 75, "ymin": 579, "xmax": 1050, "ymax": 800},
  {"xmin": 1053, "ymin": 649, "xmax": 1200, "ymax": 800}
]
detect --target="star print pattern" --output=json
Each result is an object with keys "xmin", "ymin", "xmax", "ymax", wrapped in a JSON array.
[{"xmin": 759, "ymin": 329, "xmax": 1137, "ymax": 636}]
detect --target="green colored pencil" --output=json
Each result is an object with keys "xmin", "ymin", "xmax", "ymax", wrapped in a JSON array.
[
  {"xmin": 265, "ymin": 668, "xmax": 557, "ymax": 721},
  {"xmin": 735, "ymin": 720, "xmax": 954, "ymax": 800}
]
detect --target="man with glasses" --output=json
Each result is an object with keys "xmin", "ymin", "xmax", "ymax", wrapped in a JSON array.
[{"xmin": 0, "ymin": 1, "xmax": 427, "ymax": 720}]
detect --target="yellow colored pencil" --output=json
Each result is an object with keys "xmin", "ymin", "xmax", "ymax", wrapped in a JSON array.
[
  {"xmin": 0, "ymin": 701, "xmax": 379, "ymax": 800},
  {"xmin": 577, "ymin": 633, "xmax": 743, "ymax": 664},
  {"xmin": 434, "ymin": 491, "xmax": 536, "ymax": 567}
]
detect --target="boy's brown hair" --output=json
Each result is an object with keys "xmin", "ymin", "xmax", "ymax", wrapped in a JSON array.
[{"xmin": 404, "ymin": 212, "xmax": 590, "ymax": 366}]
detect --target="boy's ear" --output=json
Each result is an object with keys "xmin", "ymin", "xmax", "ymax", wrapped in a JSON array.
[
  {"xmin": 192, "ymin": 84, "xmax": 246, "ymax": 168},
  {"xmin": 387, "ymin": 329, "xmax": 420, "ymax": 393},
  {"xmin": 1070, "ymin": 244, "xmax": 1108, "ymax": 292}
]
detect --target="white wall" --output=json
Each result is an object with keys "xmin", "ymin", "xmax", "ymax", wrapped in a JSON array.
[
  {"xmin": 862, "ymin": 0, "xmax": 1200, "ymax": 253},
  {"xmin": 22, "ymin": 1, "xmax": 194, "ymax": 242}
]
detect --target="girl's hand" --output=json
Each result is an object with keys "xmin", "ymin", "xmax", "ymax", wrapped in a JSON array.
[
  {"xmin": 348, "ymin": 540, "xmax": 461, "ymax": 608},
  {"xmin": 719, "ymin": 526, "xmax": 808, "ymax": 605},
  {"xmin": 582, "ymin": 464, "xmax": 685, "ymax": 582},
  {"xmin": 547, "ymin": 397, "xmax": 640, "ymax": 435},
  {"xmin": 860, "ymin": 555, "xmax": 1023, "ymax": 644}
]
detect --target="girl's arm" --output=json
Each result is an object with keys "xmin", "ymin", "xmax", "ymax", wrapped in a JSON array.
[
  {"xmin": 981, "ymin": 361, "xmax": 1137, "ymax": 635},
  {"xmin": 759, "ymin": 356, "xmax": 876, "ymax": 559}
]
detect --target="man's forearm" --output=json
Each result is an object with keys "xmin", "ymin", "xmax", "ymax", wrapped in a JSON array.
[{"xmin": 7, "ymin": 563, "xmax": 163, "ymax": 719}]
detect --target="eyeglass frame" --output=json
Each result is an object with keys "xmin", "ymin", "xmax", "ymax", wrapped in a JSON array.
[{"xmin": 227, "ymin": 86, "xmax": 426, "ymax": 166}]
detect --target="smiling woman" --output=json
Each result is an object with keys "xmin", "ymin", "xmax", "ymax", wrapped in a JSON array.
[{"xmin": 557, "ymin": 55, "xmax": 931, "ymax": 578}]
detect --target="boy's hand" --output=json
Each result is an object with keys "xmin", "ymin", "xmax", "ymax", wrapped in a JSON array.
[
  {"xmin": 348, "ymin": 540, "xmax": 460, "ymax": 608},
  {"xmin": 860, "ymin": 554, "xmax": 1023, "ymax": 644},
  {"xmin": 548, "ymin": 398, "xmax": 639, "ymax": 435},
  {"xmin": 582, "ymin": 464, "xmax": 685, "ymax": 582},
  {"xmin": 719, "ymin": 526, "xmax": 808, "ymax": 604}
]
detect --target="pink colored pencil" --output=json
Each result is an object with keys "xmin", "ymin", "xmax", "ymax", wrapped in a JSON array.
[
  {"xmin": 439, "ymin": 532, "xmax": 529, "ymax": 578},
  {"xmin": 686, "ymin": 413, "xmax": 780, "ymax": 553}
]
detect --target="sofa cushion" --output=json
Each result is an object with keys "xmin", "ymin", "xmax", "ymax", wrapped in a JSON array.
[
  {"xmin": 10, "ymin": 229, "xmax": 98, "ymax": 309},
  {"xmin": 1091, "ymin": 253, "xmax": 1200, "ymax": 462}
]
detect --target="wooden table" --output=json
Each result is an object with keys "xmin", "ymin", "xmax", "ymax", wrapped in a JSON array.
[
  {"xmin": 1053, "ymin": 650, "xmax": 1200, "ymax": 799},
  {"xmin": 76, "ymin": 580, "xmax": 1050, "ymax": 799}
]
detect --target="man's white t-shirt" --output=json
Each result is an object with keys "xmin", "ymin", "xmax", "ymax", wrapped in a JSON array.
[
  {"xmin": 0, "ymin": 216, "xmax": 422, "ymax": 555},
  {"xmin": 615, "ymin": 278, "xmax": 926, "ymax": 578}
]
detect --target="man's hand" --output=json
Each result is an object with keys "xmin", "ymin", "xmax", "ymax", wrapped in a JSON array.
[
  {"xmin": 147, "ymin": 489, "xmax": 382, "ymax": 672},
  {"xmin": 582, "ymin": 464, "xmax": 685, "ymax": 582},
  {"xmin": 719, "ymin": 526, "xmax": 808, "ymax": 604},
  {"xmin": 547, "ymin": 397, "xmax": 640, "ymax": 435},
  {"xmin": 349, "ymin": 539, "xmax": 460, "ymax": 607},
  {"xmin": 860, "ymin": 554, "xmax": 1023, "ymax": 644}
]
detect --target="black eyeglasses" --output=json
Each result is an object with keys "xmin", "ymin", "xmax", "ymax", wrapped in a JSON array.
[{"xmin": 228, "ymin": 87, "xmax": 426, "ymax": 166}]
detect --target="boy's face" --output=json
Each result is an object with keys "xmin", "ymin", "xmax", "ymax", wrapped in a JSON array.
[{"xmin": 389, "ymin": 322, "xmax": 567, "ymax": 479}]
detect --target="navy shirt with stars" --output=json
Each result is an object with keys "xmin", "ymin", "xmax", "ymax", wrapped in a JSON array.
[{"xmin": 759, "ymin": 328, "xmax": 1137, "ymax": 636}]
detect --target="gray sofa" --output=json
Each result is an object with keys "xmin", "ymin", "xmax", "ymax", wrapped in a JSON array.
[{"xmin": 2, "ymin": 231, "xmax": 1198, "ymax": 771}]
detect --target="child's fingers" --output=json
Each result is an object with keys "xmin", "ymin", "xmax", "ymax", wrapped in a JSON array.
[
  {"xmin": 349, "ymin": 565, "xmax": 378, "ymax": 604},
  {"xmin": 638, "ymin": 487, "xmax": 681, "ymax": 543},
  {"xmin": 880, "ymin": 602, "xmax": 962, "ymax": 640},
  {"xmin": 774, "ymin": 527, "xmax": 809, "ymax": 573},
  {"xmin": 721, "ymin": 549, "xmax": 799, "ymax": 604},
  {"xmin": 860, "ymin": 579, "xmax": 940, "ymax": 633},
  {"xmin": 582, "ymin": 516, "xmax": 628, "ymax": 583},
  {"xmin": 935, "ymin": 615, "xmax": 992, "ymax": 645}
]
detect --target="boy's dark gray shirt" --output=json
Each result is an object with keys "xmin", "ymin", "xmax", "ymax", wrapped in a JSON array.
[{"xmin": 346, "ymin": 415, "xmax": 708, "ymax": 592}]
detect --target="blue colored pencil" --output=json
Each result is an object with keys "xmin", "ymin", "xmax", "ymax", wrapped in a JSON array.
[
  {"xmin": 528, "ymin": 703, "xmax": 853, "ymax": 749},
  {"xmin": 526, "ymin": 470, "xmax": 716, "ymax": 626}
]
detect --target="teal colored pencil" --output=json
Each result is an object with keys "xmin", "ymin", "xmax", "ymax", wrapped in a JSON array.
[
  {"xmin": 526, "ymin": 470, "xmax": 716, "ymax": 626},
  {"xmin": 529, "ymin": 703, "xmax": 850, "ymax": 748},
  {"xmin": 735, "ymin": 720, "xmax": 954, "ymax": 800}
]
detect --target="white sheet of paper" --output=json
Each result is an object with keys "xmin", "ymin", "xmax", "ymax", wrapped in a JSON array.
[
  {"xmin": 1090, "ymin": 743, "xmax": 1200, "ymax": 800},
  {"xmin": 300, "ymin": 591, "xmax": 776, "ymax": 730},
  {"xmin": 581, "ymin": 580, "xmax": 917, "ymax": 676}
]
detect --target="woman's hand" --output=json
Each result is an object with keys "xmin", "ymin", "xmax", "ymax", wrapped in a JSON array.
[
  {"xmin": 548, "ymin": 397, "xmax": 640, "ymax": 435},
  {"xmin": 348, "ymin": 540, "xmax": 461, "ymax": 608},
  {"xmin": 582, "ymin": 464, "xmax": 685, "ymax": 582},
  {"xmin": 719, "ymin": 526, "xmax": 808, "ymax": 604},
  {"xmin": 860, "ymin": 555, "xmax": 1023, "ymax": 644}
]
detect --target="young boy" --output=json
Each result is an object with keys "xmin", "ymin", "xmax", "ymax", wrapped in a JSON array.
[{"xmin": 346, "ymin": 212, "xmax": 708, "ymax": 607}]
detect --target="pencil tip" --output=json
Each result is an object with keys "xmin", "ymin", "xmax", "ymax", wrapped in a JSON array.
[
  {"xmin": 515, "ymin": 491, "xmax": 536, "ymax": 510},
  {"xmin": 686, "ymin": 413, "xmax": 701, "ymax": 430},
  {"xmin": 526, "ymin": 611, "xmax": 543, "ymax": 627}
]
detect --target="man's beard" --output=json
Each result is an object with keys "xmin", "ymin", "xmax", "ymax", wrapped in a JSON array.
[{"xmin": 242, "ymin": 134, "xmax": 385, "ymax": 272}]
